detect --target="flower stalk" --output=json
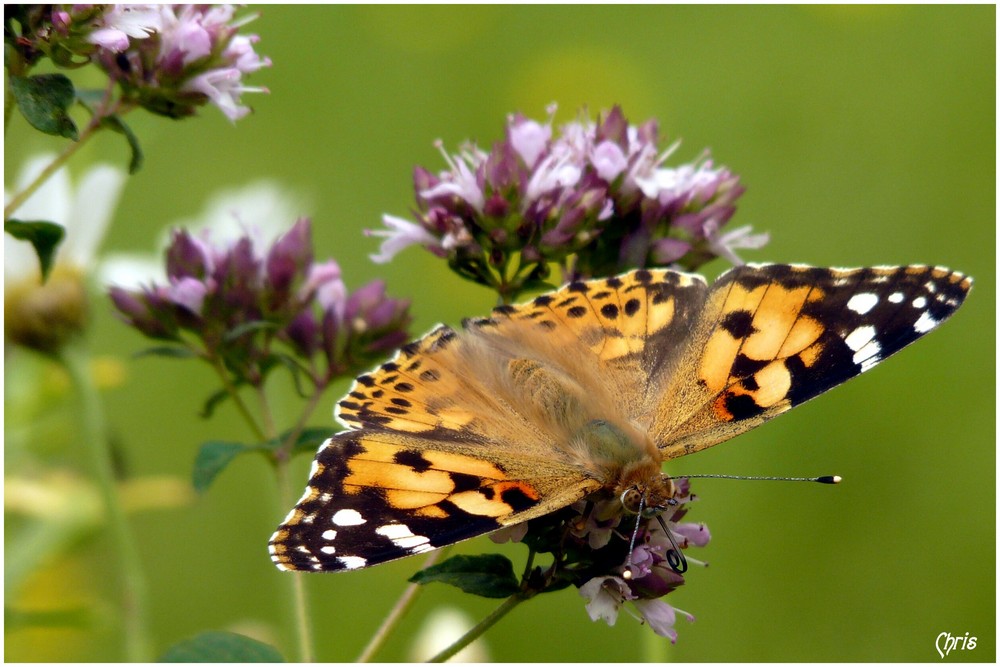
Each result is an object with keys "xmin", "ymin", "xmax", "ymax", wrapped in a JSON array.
[
  {"xmin": 59, "ymin": 340, "xmax": 152, "ymax": 662},
  {"xmin": 355, "ymin": 548, "xmax": 448, "ymax": 663},
  {"xmin": 427, "ymin": 593, "xmax": 526, "ymax": 663}
]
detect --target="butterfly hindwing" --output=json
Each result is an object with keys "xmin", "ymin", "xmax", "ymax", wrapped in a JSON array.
[
  {"xmin": 653, "ymin": 264, "xmax": 972, "ymax": 459},
  {"xmin": 269, "ymin": 429, "xmax": 601, "ymax": 571}
]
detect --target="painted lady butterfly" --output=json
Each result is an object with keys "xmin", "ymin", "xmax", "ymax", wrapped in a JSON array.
[{"xmin": 269, "ymin": 263, "xmax": 970, "ymax": 572}]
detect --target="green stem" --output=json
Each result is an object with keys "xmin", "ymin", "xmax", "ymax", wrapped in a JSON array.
[
  {"xmin": 426, "ymin": 593, "xmax": 526, "ymax": 663},
  {"xmin": 60, "ymin": 341, "xmax": 152, "ymax": 661},
  {"xmin": 5, "ymin": 77, "xmax": 17, "ymax": 131},
  {"xmin": 256, "ymin": 379, "xmax": 318, "ymax": 663},
  {"xmin": 206, "ymin": 355, "xmax": 266, "ymax": 442},
  {"xmin": 641, "ymin": 623, "xmax": 669, "ymax": 661},
  {"xmin": 356, "ymin": 547, "xmax": 449, "ymax": 663},
  {"xmin": 275, "ymin": 459, "xmax": 315, "ymax": 663},
  {"xmin": 3, "ymin": 119, "xmax": 99, "ymax": 221}
]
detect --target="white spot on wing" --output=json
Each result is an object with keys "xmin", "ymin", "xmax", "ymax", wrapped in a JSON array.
[
  {"xmin": 844, "ymin": 325, "xmax": 876, "ymax": 352},
  {"xmin": 376, "ymin": 523, "xmax": 415, "ymax": 539},
  {"xmin": 377, "ymin": 523, "xmax": 432, "ymax": 550},
  {"xmin": 912, "ymin": 296, "xmax": 927, "ymax": 309},
  {"xmin": 914, "ymin": 310, "xmax": 939, "ymax": 333},
  {"xmin": 332, "ymin": 509, "xmax": 366, "ymax": 526},
  {"xmin": 847, "ymin": 293, "xmax": 879, "ymax": 315},
  {"xmin": 409, "ymin": 543, "xmax": 435, "ymax": 554},
  {"xmin": 320, "ymin": 546, "xmax": 336, "ymax": 554},
  {"xmin": 888, "ymin": 292, "xmax": 904, "ymax": 304},
  {"xmin": 337, "ymin": 556, "xmax": 367, "ymax": 569},
  {"xmin": 322, "ymin": 529, "xmax": 337, "ymax": 540}
]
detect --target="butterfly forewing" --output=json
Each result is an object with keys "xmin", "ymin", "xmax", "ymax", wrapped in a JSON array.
[{"xmin": 653, "ymin": 264, "xmax": 972, "ymax": 459}]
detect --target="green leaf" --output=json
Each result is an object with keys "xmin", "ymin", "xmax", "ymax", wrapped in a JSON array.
[
  {"xmin": 192, "ymin": 441, "xmax": 260, "ymax": 493},
  {"xmin": 409, "ymin": 554, "xmax": 520, "ymax": 599},
  {"xmin": 11, "ymin": 74, "xmax": 78, "ymax": 139},
  {"xmin": 101, "ymin": 115, "xmax": 144, "ymax": 174},
  {"xmin": 282, "ymin": 426, "xmax": 333, "ymax": 456},
  {"xmin": 159, "ymin": 631, "xmax": 284, "ymax": 662},
  {"xmin": 134, "ymin": 345, "xmax": 196, "ymax": 359},
  {"xmin": 4, "ymin": 219, "xmax": 65, "ymax": 281},
  {"xmin": 199, "ymin": 387, "xmax": 233, "ymax": 419},
  {"xmin": 224, "ymin": 320, "xmax": 278, "ymax": 342}
]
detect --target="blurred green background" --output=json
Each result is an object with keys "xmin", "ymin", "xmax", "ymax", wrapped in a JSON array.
[{"xmin": 4, "ymin": 5, "xmax": 994, "ymax": 662}]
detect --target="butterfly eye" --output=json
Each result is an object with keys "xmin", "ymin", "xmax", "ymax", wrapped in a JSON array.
[{"xmin": 619, "ymin": 487, "xmax": 643, "ymax": 514}]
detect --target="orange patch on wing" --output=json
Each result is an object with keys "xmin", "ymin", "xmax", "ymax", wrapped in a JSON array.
[
  {"xmin": 386, "ymin": 488, "xmax": 449, "ymax": 509},
  {"xmin": 595, "ymin": 333, "xmax": 631, "ymax": 361},
  {"xmin": 776, "ymin": 314, "xmax": 825, "ymax": 359},
  {"xmin": 726, "ymin": 282, "xmax": 769, "ymax": 316},
  {"xmin": 412, "ymin": 505, "xmax": 450, "ymax": 519},
  {"xmin": 344, "ymin": 459, "xmax": 455, "ymax": 493},
  {"xmin": 646, "ymin": 296, "xmax": 675, "ymax": 335},
  {"xmin": 711, "ymin": 394, "xmax": 735, "ymax": 421},
  {"xmin": 701, "ymin": 329, "xmax": 742, "ymax": 393},
  {"xmin": 448, "ymin": 481, "xmax": 540, "ymax": 518},
  {"xmin": 748, "ymin": 360, "xmax": 792, "ymax": 408},
  {"xmin": 797, "ymin": 341, "xmax": 825, "ymax": 368},
  {"xmin": 741, "ymin": 286, "xmax": 813, "ymax": 360},
  {"xmin": 423, "ymin": 450, "xmax": 506, "ymax": 479}
]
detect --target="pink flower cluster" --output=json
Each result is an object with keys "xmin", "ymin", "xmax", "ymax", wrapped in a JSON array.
[
  {"xmin": 28, "ymin": 4, "xmax": 270, "ymax": 121},
  {"xmin": 109, "ymin": 219, "xmax": 411, "ymax": 389},
  {"xmin": 373, "ymin": 105, "xmax": 764, "ymax": 301}
]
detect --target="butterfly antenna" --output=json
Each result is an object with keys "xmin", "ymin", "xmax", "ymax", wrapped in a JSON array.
[
  {"xmin": 678, "ymin": 474, "xmax": 842, "ymax": 484},
  {"xmin": 622, "ymin": 491, "xmax": 645, "ymax": 580},
  {"xmin": 653, "ymin": 514, "xmax": 689, "ymax": 574}
]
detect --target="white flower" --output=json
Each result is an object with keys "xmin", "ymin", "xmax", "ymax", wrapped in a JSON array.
[
  {"xmin": 5, "ymin": 154, "xmax": 126, "ymax": 285},
  {"xmin": 509, "ymin": 117, "xmax": 551, "ymax": 168},
  {"xmin": 705, "ymin": 222, "xmax": 770, "ymax": 266},
  {"xmin": 407, "ymin": 607, "xmax": 489, "ymax": 662},
  {"xmin": 420, "ymin": 140, "xmax": 485, "ymax": 212},
  {"xmin": 365, "ymin": 214, "xmax": 440, "ymax": 264},
  {"xmin": 579, "ymin": 575, "xmax": 634, "ymax": 626}
]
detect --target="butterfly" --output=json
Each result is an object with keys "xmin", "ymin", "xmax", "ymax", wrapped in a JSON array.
[{"xmin": 269, "ymin": 263, "xmax": 971, "ymax": 572}]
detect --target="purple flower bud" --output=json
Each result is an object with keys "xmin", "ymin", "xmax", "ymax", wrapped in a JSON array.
[
  {"xmin": 650, "ymin": 238, "xmax": 690, "ymax": 264},
  {"xmin": 165, "ymin": 229, "xmax": 211, "ymax": 279},
  {"xmin": 266, "ymin": 218, "xmax": 314, "ymax": 301},
  {"xmin": 109, "ymin": 285, "xmax": 177, "ymax": 340},
  {"xmin": 284, "ymin": 310, "xmax": 319, "ymax": 358},
  {"xmin": 168, "ymin": 276, "xmax": 208, "ymax": 315}
]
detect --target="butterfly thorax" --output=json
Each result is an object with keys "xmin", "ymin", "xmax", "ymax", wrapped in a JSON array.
[{"xmin": 573, "ymin": 418, "xmax": 676, "ymax": 510}]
